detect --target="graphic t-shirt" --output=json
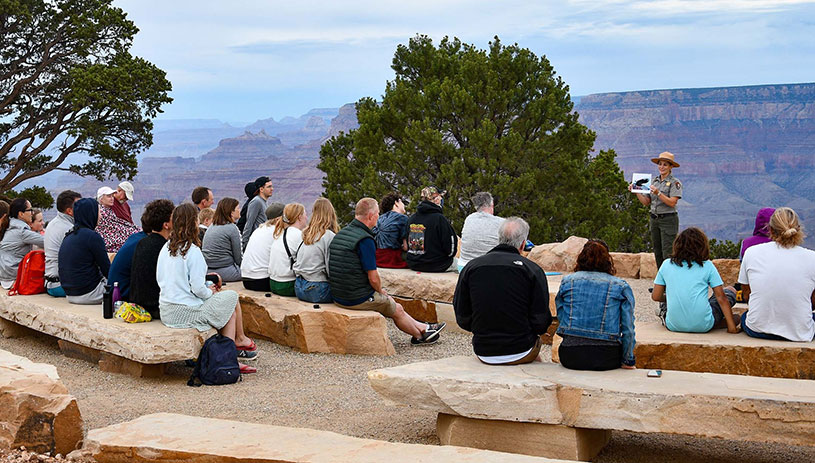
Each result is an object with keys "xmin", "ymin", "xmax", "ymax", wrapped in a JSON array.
[
  {"xmin": 408, "ymin": 223, "xmax": 426, "ymax": 255},
  {"xmin": 654, "ymin": 259, "xmax": 723, "ymax": 333}
]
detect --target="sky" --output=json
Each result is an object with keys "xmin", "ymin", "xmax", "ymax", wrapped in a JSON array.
[{"xmin": 115, "ymin": 0, "xmax": 815, "ymax": 125}]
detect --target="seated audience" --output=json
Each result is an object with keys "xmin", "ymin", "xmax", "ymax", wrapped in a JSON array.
[
  {"xmin": 0, "ymin": 200, "xmax": 8, "ymax": 223},
  {"xmin": 241, "ymin": 176, "xmax": 274, "ymax": 250},
  {"xmin": 652, "ymin": 227, "xmax": 739, "ymax": 334},
  {"xmin": 156, "ymin": 203, "xmax": 258, "ymax": 371},
  {"xmin": 29, "ymin": 209, "xmax": 44, "ymax": 234},
  {"xmin": 0, "ymin": 198, "xmax": 45, "ymax": 288},
  {"xmin": 107, "ymin": 224, "xmax": 147, "ymax": 301},
  {"xmin": 740, "ymin": 207, "xmax": 775, "ymax": 260},
  {"xmin": 406, "ymin": 186, "xmax": 458, "ymax": 272},
  {"xmin": 293, "ymin": 198, "xmax": 339, "ymax": 303},
  {"xmin": 111, "ymin": 181, "xmax": 135, "ymax": 223},
  {"xmin": 240, "ymin": 204, "xmax": 284, "ymax": 291},
  {"xmin": 556, "ymin": 240, "xmax": 636, "ymax": 371},
  {"xmin": 329, "ymin": 198, "xmax": 445, "ymax": 345},
  {"xmin": 44, "ymin": 191, "xmax": 81, "ymax": 297},
  {"xmin": 458, "ymin": 191, "xmax": 504, "ymax": 272},
  {"xmin": 268, "ymin": 203, "xmax": 307, "ymax": 296},
  {"xmin": 454, "ymin": 217, "xmax": 550, "ymax": 364},
  {"xmin": 96, "ymin": 186, "xmax": 140, "ymax": 252},
  {"xmin": 198, "ymin": 207, "xmax": 214, "ymax": 242},
  {"xmin": 739, "ymin": 207, "xmax": 815, "ymax": 341},
  {"xmin": 191, "ymin": 186, "xmax": 214, "ymax": 212},
  {"xmin": 374, "ymin": 192, "xmax": 408, "ymax": 268},
  {"xmin": 130, "ymin": 199, "xmax": 174, "ymax": 319},
  {"xmin": 59, "ymin": 199, "xmax": 110, "ymax": 304},
  {"xmin": 202, "ymin": 197, "xmax": 243, "ymax": 282}
]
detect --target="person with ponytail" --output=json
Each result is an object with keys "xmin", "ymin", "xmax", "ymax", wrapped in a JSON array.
[
  {"xmin": 0, "ymin": 198, "xmax": 44, "ymax": 288},
  {"xmin": 738, "ymin": 207, "xmax": 815, "ymax": 341},
  {"xmin": 556, "ymin": 240, "xmax": 636, "ymax": 371},
  {"xmin": 267, "ymin": 203, "xmax": 307, "ymax": 296},
  {"xmin": 293, "ymin": 198, "xmax": 339, "ymax": 303},
  {"xmin": 156, "ymin": 203, "xmax": 258, "ymax": 370}
]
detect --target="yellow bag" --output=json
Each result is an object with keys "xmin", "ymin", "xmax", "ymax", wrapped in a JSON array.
[{"xmin": 115, "ymin": 301, "xmax": 152, "ymax": 323}]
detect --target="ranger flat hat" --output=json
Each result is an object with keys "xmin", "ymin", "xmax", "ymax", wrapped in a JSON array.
[{"xmin": 651, "ymin": 151, "xmax": 680, "ymax": 168}]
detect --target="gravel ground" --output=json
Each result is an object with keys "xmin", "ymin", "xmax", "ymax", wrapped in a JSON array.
[{"xmin": 2, "ymin": 277, "xmax": 814, "ymax": 463}]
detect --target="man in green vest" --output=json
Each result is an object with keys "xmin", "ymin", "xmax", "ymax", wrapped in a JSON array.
[{"xmin": 329, "ymin": 197, "xmax": 446, "ymax": 345}]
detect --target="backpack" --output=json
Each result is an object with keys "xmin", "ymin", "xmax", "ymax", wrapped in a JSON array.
[
  {"xmin": 8, "ymin": 250, "xmax": 46, "ymax": 296},
  {"xmin": 187, "ymin": 334, "xmax": 241, "ymax": 387}
]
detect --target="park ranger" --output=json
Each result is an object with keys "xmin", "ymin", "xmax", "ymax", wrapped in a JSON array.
[{"xmin": 631, "ymin": 151, "xmax": 683, "ymax": 267}]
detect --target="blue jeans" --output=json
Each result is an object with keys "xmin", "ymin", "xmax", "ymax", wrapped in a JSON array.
[
  {"xmin": 46, "ymin": 286, "xmax": 66, "ymax": 297},
  {"xmin": 741, "ymin": 311, "xmax": 815, "ymax": 341},
  {"xmin": 294, "ymin": 277, "xmax": 333, "ymax": 304}
]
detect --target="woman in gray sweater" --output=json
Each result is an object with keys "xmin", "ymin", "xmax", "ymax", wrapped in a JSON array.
[
  {"xmin": 0, "ymin": 198, "xmax": 44, "ymax": 288},
  {"xmin": 202, "ymin": 197, "xmax": 243, "ymax": 282},
  {"xmin": 293, "ymin": 198, "xmax": 339, "ymax": 303}
]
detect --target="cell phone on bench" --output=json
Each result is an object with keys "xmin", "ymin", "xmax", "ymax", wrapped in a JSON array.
[{"xmin": 647, "ymin": 369, "xmax": 662, "ymax": 378}]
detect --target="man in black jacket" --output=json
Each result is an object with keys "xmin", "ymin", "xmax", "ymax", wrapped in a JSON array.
[
  {"xmin": 453, "ymin": 217, "xmax": 551, "ymax": 365},
  {"xmin": 406, "ymin": 187, "xmax": 458, "ymax": 272}
]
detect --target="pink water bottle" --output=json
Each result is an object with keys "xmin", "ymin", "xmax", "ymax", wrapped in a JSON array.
[{"xmin": 111, "ymin": 282, "xmax": 120, "ymax": 304}]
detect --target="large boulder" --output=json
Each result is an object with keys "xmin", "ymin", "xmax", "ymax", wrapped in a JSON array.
[
  {"xmin": 638, "ymin": 253, "xmax": 658, "ymax": 279},
  {"xmin": 712, "ymin": 259, "xmax": 741, "ymax": 286},
  {"xmin": 609, "ymin": 253, "xmax": 640, "ymax": 278},
  {"xmin": 378, "ymin": 269, "xmax": 459, "ymax": 303},
  {"xmin": 527, "ymin": 237, "xmax": 588, "ymax": 273},
  {"xmin": 0, "ymin": 349, "xmax": 83, "ymax": 455}
]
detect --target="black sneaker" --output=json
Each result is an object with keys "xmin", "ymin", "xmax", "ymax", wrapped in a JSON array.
[
  {"xmin": 411, "ymin": 322, "xmax": 446, "ymax": 346},
  {"xmin": 237, "ymin": 349, "xmax": 259, "ymax": 361}
]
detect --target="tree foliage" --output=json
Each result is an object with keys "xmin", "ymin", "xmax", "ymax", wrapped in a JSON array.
[
  {"xmin": 319, "ymin": 35, "xmax": 648, "ymax": 251},
  {"xmin": 709, "ymin": 238, "xmax": 741, "ymax": 260},
  {"xmin": 0, "ymin": 0, "xmax": 172, "ymax": 191},
  {"xmin": 2, "ymin": 185, "xmax": 54, "ymax": 209}
]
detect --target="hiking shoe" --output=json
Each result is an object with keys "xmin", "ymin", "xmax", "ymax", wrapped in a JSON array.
[
  {"xmin": 239, "ymin": 363, "xmax": 257, "ymax": 374},
  {"xmin": 237, "ymin": 349, "xmax": 259, "ymax": 361},
  {"xmin": 411, "ymin": 322, "xmax": 446, "ymax": 346}
]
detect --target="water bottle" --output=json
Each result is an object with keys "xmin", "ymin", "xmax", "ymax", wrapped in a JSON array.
[
  {"xmin": 111, "ymin": 282, "xmax": 120, "ymax": 304},
  {"xmin": 102, "ymin": 284, "xmax": 113, "ymax": 319}
]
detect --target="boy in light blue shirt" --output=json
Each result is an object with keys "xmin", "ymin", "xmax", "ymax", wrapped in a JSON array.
[{"xmin": 651, "ymin": 228, "xmax": 740, "ymax": 334}]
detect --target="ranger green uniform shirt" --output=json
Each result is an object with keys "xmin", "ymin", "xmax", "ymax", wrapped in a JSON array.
[{"xmin": 650, "ymin": 173, "xmax": 682, "ymax": 214}]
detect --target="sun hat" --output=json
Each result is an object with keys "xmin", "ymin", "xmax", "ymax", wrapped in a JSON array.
[
  {"xmin": 650, "ymin": 151, "xmax": 680, "ymax": 168},
  {"xmin": 118, "ymin": 181, "xmax": 134, "ymax": 201},
  {"xmin": 96, "ymin": 186, "xmax": 115, "ymax": 200}
]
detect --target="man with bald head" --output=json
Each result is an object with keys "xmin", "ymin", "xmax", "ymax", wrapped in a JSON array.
[
  {"xmin": 454, "ymin": 217, "xmax": 551, "ymax": 364},
  {"xmin": 329, "ymin": 197, "xmax": 446, "ymax": 345}
]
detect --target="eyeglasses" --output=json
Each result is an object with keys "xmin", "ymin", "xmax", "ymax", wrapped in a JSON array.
[{"xmin": 23, "ymin": 209, "xmax": 32, "ymax": 213}]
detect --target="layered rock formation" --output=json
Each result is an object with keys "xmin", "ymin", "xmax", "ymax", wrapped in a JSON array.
[
  {"xmin": 0, "ymin": 349, "xmax": 83, "ymax": 455},
  {"xmin": 575, "ymin": 83, "xmax": 815, "ymax": 245}
]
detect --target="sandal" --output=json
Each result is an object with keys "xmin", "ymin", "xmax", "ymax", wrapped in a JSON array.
[
  {"xmin": 236, "ymin": 339, "xmax": 257, "ymax": 352},
  {"xmin": 239, "ymin": 364, "xmax": 257, "ymax": 374}
]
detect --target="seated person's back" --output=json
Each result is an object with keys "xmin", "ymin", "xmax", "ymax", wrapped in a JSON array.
[
  {"xmin": 406, "ymin": 187, "xmax": 458, "ymax": 272},
  {"xmin": 59, "ymin": 198, "xmax": 111, "ymax": 304},
  {"xmin": 453, "ymin": 217, "xmax": 551, "ymax": 365},
  {"xmin": 107, "ymin": 230, "xmax": 146, "ymax": 300},
  {"xmin": 459, "ymin": 192, "xmax": 504, "ymax": 270},
  {"xmin": 374, "ymin": 192, "xmax": 408, "ymax": 268},
  {"xmin": 130, "ymin": 199, "xmax": 174, "ymax": 319}
]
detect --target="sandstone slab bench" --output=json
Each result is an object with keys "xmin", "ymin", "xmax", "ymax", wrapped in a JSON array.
[
  {"xmin": 379, "ymin": 268, "xmax": 560, "ymax": 341},
  {"xmin": 1, "ymin": 349, "xmax": 83, "ymax": 455},
  {"xmin": 633, "ymin": 322, "xmax": 815, "ymax": 379},
  {"xmin": 82, "ymin": 412, "xmax": 566, "ymax": 463},
  {"xmin": 368, "ymin": 355, "xmax": 815, "ymax": 461},
  {"xmin": 0, "ymin": 291, "xmax": 214, "ymax": 377},
  {"xmin": 235, "ymin": 288, "xmax": 395, "ymax": 356}
]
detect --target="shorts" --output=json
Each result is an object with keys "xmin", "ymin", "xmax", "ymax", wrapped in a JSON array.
[{"xmin": 335, "ymin": 291, "xmax": 398, "ymax": 318}]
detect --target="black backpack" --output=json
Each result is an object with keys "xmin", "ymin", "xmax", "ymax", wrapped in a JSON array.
[{"xmin": 187, "ymin": 334, "xmax": 241, "ymax": 387}]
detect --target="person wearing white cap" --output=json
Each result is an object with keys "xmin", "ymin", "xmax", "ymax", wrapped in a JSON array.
[
  {"xmin": 112, "ymin": 181, "xmax": 135, "ymax": 224},
  {"xmin": 96, "ymin": 186, "xmax": 140, "ymax": 252}
]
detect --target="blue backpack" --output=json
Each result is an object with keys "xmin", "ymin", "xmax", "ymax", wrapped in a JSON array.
[{"xmin": 187, "ymin": 334, "xmax": 241, "ymax": 386}]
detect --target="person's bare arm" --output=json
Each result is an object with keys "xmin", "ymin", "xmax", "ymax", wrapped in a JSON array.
[
  {"xmin": 651, "ymin": 284, "xmax": 666, "ymax": 302},
  {"xmin": 741, "ymin": 284, "xmax": 751, "ymax": 304},
  {"xmin": 712, "ymin": 285, "xmax": 739, "ymax": 333},
  {"xmin": 649, "ymin": 185, "xmax": 678, "ymax": 208},
  {"xmin": 811, "ymin": 288, "xmax": 815, "ymax": 311},
  {"xmin": 367, "ymin": 269, "xmax": 387, "ymax": 296}
]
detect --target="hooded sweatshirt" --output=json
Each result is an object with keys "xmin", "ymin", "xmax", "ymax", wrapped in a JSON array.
[
  {"xmin": 405, "ymin": 200, "xmax": 458, "ymax": 272},
  {"xmin": 740, "ymin": 208, "xmax": 775, "ymax": 260},
  {"xmin": 59, "ymin": 199, "xmax": 111, "ymax": 296}
]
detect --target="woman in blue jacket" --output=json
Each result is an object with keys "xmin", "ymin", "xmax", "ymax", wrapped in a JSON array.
[{"xmin": 555, "ymin": 240, "xmax": 636, "ymax": 371}]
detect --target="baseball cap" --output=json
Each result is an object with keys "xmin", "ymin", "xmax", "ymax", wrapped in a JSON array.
[
  {"xmin": 96, "ymin": 186, "xmax": 115, "ymax": 200},
  {"xmin": 421, "ymin": 186, "xmax": 446, "ymax": 200},
  {"xmin": 118, "ymin": 181, "xmax": 134, "ymax": 201}
]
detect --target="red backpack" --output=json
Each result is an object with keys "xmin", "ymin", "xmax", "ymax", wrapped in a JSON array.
[{"xmin": 8, "ymin": 250, "xmax": 46, "ymax": 296}]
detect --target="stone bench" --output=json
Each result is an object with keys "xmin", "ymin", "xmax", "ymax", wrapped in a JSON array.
[
  {"xmin": 1, "ymin": 349, "xmax": 83, "ymax": 455},
  {"xmin": 379, "ymin": 268, "xmax": 560, "ymax": 341},
  {"xmin": 368, "ymin": 356, "xmax": 815, "ymax": 461},
  {"xmin": 0, "ymin": 291, "xmax": 214, "ymax": 377},
  {"xmin": 235, "ymin": 288, "xmax": 395, "ymax": 356},
  {"xmin": 81, "ymin": 412, "xmax": 564, "ymax": 462},
  {"xmin": 632, "ymin": 322, "xmax": 815, "ymax": 379}
]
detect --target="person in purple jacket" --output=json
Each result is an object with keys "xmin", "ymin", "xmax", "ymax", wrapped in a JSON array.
[{"xmin": 740, "ymin": 208, "xmax": 775, "ymax": 261}]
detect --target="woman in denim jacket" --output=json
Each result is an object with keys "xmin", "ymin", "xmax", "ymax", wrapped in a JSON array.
[{"xmin": 555, "ymin": 240, "xmax": 636, "ymax": 370}]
